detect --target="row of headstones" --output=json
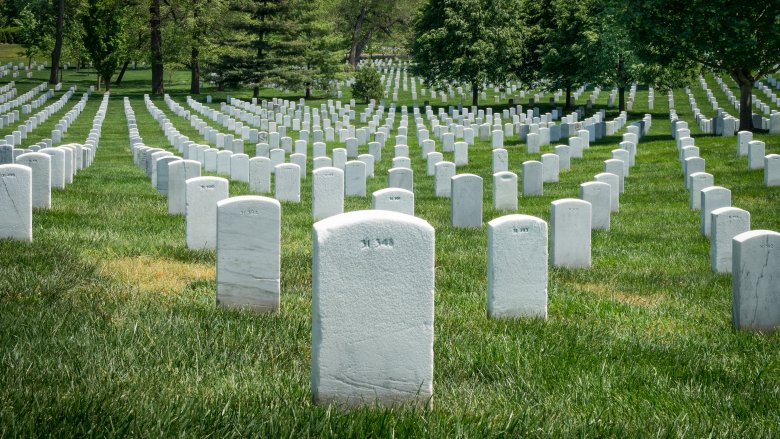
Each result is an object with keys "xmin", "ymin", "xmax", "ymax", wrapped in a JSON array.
[
  {"xmin": 213, "ymin": 96, "xmax": 399, "ymax": 152},
  {"xmin": 0, "ymin": 90, "xmax": 87, "ymax": 164},
  {"xmin": 167, "ymin": 95, "xmax": 246, "ymax": 154},
  {"xmin": 0, "ymin": 81, "xmax": 46, "ymax": 118},
  {"xmin": 0, "ymin": 93, "xmax": 107, "ymax": 241},
  {"xmin": 754, "ymin": 79, "xmax": 780, "ymax": 118},
  {"xmin": 674, "ymin": 118, "xmax": 779, "ymax": 187},
  {"xmin": 1, "ymin": 86, "xmax": 54, "ymax": 131},
  {"xmin": 709, "ymin": 73, "xmax": 780, "ymax": 133},
  {"xmin": 132, "ymin": 106, "xmax": 621, "ymax": 271},
  {"xmin": 714, "ymin": 73, "xmax": 779, "ymax": 120},
  {"xmin": 700, "ymin": 74, "xmax": 780, "ymax": 133},
  {"xmin": 1, "ymin": 88, "xmax": 76, "ymax": 149},
  {"xmin": 673, "ymin": 128, "xmax": 780, "ymax": 332},
  {"xmin": 137, "ymin": 91, "xmax": 645, "ymax": 228},
  {"xmin": 682, "ymin": 81, "xmax": 739, "ymax": 136}
]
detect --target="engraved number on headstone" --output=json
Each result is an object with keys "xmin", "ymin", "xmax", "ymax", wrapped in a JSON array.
[{"xmin": 360, "ymin": 238, "xmax": 395, "ymax": 249}]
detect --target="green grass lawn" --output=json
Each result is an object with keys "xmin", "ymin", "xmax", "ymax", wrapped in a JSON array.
[{"xmin": 0, "ymin": 66, "xmax": 779, "ymax": 437}]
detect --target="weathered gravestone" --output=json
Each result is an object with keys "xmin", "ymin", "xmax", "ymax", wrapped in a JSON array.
[
  {"xmin": 312, "ymin": 167, "xmax": 344, "ymax": 221},
  {"xmin": 168, "ymin": 160, "xmax": 201, "ymax": 215},
  {"xmin": 765, "ymin": 154, "xmax": 780, "ymax": 187},
  {"xmin": 312, "ymin": 210, "xmax": 435, "ymax": 407},
  {"xmin": 522, "ymin": 160, "xmax": 543, "ymax": 196},
  {"xmin": 249, "ymin": 157, "xmax": 272, "ymax": 194},
  {"xmin": 434, "ymin": 161, "xmax": 455, "ymax": 198},
  {"xmin": 684, "ymin": 157, "xmax": 705, "ymax": 190},
  {"xmin": 700, "ymin": 186, "xmax": 731, "ymax": 237},
  {"xmin": 372, "ymin": 188, "xmax": 414, "ymax": 216},
  {"xmin": 689, "ymin": 172, "xmax": 714, "ymax": 211},
  {"xmin": 275, "ymin": 163, "xmax": 301, "ymax": 202},
  {"xmin": 541, "ymin": 153, "xmax": 559, "ymax": 183},
  {"xmin": 0, "ymin": 164, "xmax": 32, "ymax": 241},
  {"xmin": 737, "ymin": 131, "xmax": 752, "ymax": 157},
  {"xmin": 0, "ymin": 144, "xmax": 12, "ymax": 164},
  {"xmin": 427, "ymin": 152, "xmax": 443, "ymax": 176},
  {"xmin": 710, "ymin": 207, "xmax": 750, "ymax": 274},
  {"xmin": 156, "ymin": 156, "xmax": 182, "ymax": 195},
  {"xmin": 732, "ymin": 230, "xmax": 780, "ymax": 331},
  {"xmin": 492, "ymin": 149, "xmax": 508, "ymax": 173},
  {"xmin": 185, "ymin": 176, "xmax": 229, "ymax": 249},
  {"xmin": 388, "ymin": 167, "xmax": 413, "ymax": 192},
  {"xmin": 487, "ymin": 214, "xmax": 548, "ymax": 319},
  {"xmin": 555, "ymin": 145, "xmax": 571, "ymax": 171},
  {"xmin": 604, "ymin": 159, "xmax": 625, "ymax": 193},
  {"xmin": 216, "ymin": 195, "xmax": 280, "ymax": 312},
  {"xmin": 550, "ymin": 198, "xmax": 591, "ymax": 268},
  {"xmin": 230, "ymin": 153, "xmax": 250, "ymax": 183},
  {"xmin": 594, "ymin": 173, "xmax": 619, "ymax": 212},
  {"xmin": 580, "ymin": 181, "xmax": 611, "ymax": 230},
  {"xmin": 451, "ymin": 174, "xmax": 483, "ymax": 228},
  {"xmin": 15, "ymin": 152, "xmax": 50, "ymax": 209},
  {"xmin": 40, "ymin": 148, "xmax": 65, "ymax": 189},
  {"xmin": 748, "ymin": 141, "xmax": 765, "ymax": 170},
  {"xmin": 493, "ymin": 171, "xmax": 518, "ymax": 211}
]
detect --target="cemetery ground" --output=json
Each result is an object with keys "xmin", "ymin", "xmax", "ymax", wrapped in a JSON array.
[{"xmin": 1, "ymin": 65, "xmax": 779, "ymax": 436}]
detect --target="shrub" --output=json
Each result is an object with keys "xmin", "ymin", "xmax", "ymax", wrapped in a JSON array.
[{"xmin": 351, "ymin": 66, "xmax": 382, "ymax": 104}]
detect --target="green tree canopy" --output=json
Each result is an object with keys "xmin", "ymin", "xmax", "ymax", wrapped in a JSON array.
[
  {"xmin": 411, "ymin": 0, "xmax": 523, "ymax": 106},
  {"xmin": 624, "ymin": 0, "xmax": 780, "ymax": 130},
  {"xmin": 81, "ymin": 0, "xmax": 126, "ymax": 91}
]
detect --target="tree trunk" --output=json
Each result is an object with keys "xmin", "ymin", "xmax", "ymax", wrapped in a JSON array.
[
  {"xmin": 253, "ymin": 86, "xmax": 260, "ymax": 98},
  {"xmin": 49, "ymin": 0, "xmax": 65, "ymax": 84},
  {"xmin": 565, "ymin": 85, "xmax": 572, "ymax": 112},
  {"xmin": 618, "ymin": 86, "xmax": 625, "ymax": 113},
  {"xmin": 115, "ymin": 59, "xmax": 130, "ymax": 85},
  {"xmin": 96, "ymin": 75, "xmax": 101, "ymax": 91},
  {"xmin": 349, "ymin": 5, "xmax": 369, "ymax": 70},
  {"xmin": 104, "ymin": 76, "xmax": 111, "ymax": 92},
  {"xmin": 731, "ymin": 68, "xmax": 754, "ymax": 131},
  {"xmin": 472, "ymin": 82, "xmax": 479, "ymax": 107},
  {"xmin": 150, "ymin": 0, "xmax": 165, "ymax": 95},
  {"xmin": 305, "ymin": 84, "xmax": 312, "ymax": 100},
  {"xmin": 190, "ymin": 47, "xmax": 200, "ymax": 94}
]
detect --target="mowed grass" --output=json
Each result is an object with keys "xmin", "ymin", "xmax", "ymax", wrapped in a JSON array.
[{"xmin": 0, "ymin": 67, "xmax": 779, "ymax": 437}]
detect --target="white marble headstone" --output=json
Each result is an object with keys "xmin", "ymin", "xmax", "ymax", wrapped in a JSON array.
[
  {"xmin": 312, "ymin": 210, "xmax": 435, "ymax": 407},
  {"xmin": 550, "ymin": 198, "xmax": 591, "ymax": 268},
  {"xmin": 185, "ymin": 176, "xmax": 229, "ymax": 249},
  {"xmin": 487, "ymin": 214, "xmax": 547, "ymax": 318},
  {"xmin": 732, "ymin": 230, "xmax": 780, "ymax": 331},
  {"xmin": 0, "ymin": 164, "xmax": 32, "ymax": 241}
]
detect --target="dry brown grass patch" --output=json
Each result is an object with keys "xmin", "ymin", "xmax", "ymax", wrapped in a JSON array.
[
  {"xmin": 575, "ymin": 282, "xmax": 662, "ymax": 307},
  {"xmin": 100, "ymin": 256, "xmax": 214, "ymax": 294}
]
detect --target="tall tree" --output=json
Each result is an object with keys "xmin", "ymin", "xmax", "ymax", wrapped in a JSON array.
[
  {"xmin": 49, "ymin": 0, "xmax": 65, "ymax": 84},
  {"xmin": 15, "ymin": 6, "xmax": 51, "ymax": 67},
  {"xmin": 624, "ymin": 0, "xmax": 780, "ymax": 130},
  {"xmin": 81, "ymin": 0, "xmax": 126, "ymax": 91},
  {"xmin": 517, "ymin": 0, "xmax": 593, "ymax": 111},
  {"xmin": 335, "ymin": 0, "xmax": 419, "ymax": 70},
  {"xmin": 411, "ymin": 0, "xmax": 523, "ymax": 106},
  {"xmin": 150, "ymin": 0, "xmax": 164, "ymax": 94},
  {"xmin": 211, "ymin": 0, "xmax": 339, "ymax": 98}
]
